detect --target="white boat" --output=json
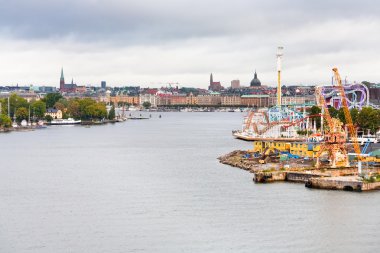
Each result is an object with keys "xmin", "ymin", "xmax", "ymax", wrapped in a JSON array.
[
  {"xmin": 49, "ymin": 118, "xmax": 81, "ymax": 125},
  {"xmin": 127, "ymin": 106, "xmax": 139, "ymax": 111}
]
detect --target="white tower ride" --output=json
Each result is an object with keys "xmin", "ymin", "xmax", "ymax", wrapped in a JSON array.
[{"xmin": 276, "ymin": 46, "xmax": 284, "ymax": 107}]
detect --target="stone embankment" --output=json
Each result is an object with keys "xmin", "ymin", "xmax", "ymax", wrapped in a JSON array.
[
  {"xmin": 218, "ymin": 150, "xmax": 261, "ymax": 172},
  {"xmin": 219, "ymin": 150, "xmax": 380, "ymax": 192}
]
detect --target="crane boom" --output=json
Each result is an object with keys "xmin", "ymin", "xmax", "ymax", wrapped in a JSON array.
[
  {"xmin": 332, "ymin": 68, "xmax": 362, "ymax": 161},
  {"xmin": 316, "ymin": 87, "xmax": 334, "ymax": 131}
]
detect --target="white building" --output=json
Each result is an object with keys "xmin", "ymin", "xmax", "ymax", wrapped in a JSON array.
[{"xmin": 139, "ymin": 94, "xmax": 157, "ymax": 108}]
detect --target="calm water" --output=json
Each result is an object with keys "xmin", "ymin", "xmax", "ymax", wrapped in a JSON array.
[{"xmin": 0, "ymin": 112, "xmax": 379, "ymax": 253}]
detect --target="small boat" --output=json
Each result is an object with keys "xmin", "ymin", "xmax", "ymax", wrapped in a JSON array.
[{"xmin": 49, "ymin": 118, "xmax": 81, "ymax": 125}]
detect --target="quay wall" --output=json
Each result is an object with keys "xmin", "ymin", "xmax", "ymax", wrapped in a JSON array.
[
  {"xmin": 254, "ymin": 172, "xmax": 286, "ymax": 183},
  {"xmin": 286, "ymin": 172, "xmax": 322, "ymax": 183},
  {"xmin": 307, "ymin": 178, "xmax": 363, "ymax": 191},
  {"xmin": 362, "ymin": 181, "xmax": 380, "ymax": 191}
]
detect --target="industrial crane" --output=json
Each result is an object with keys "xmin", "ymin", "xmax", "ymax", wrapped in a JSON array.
[
  {"xmin": 332, "ymin": 68, "xmax": 363, "ymax": 174},
  {"xmin": 315, "ymin": 86, "xmax": 349, "ymax": 168}
]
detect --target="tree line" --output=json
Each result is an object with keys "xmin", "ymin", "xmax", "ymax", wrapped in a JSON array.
[
  {"xmin": 0, "ymin": 93, "xmax": 109, "ymax": 128},
  {"xmin": 308, "ymin": 105, "xmax": 380, "ymax": 134}
]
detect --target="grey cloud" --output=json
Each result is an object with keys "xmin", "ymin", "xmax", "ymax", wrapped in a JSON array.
[
  {"xmin": 0, "ymin": 0, "xmax": 380, "ymax": 86},
  {"xmin": 1, "ymin": 0, "xmax": 379, "ymax": 44}
]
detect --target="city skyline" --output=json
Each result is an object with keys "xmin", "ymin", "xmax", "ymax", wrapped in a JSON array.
[{"xmin": 1, "ymin": 0, "xmax": 380, "ymax": 87}]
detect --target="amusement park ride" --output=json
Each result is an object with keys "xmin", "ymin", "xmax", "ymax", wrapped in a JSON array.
[
  {"xmin": 234, "ymin": 46, "xmax": 370, "ymax": 175},
  {"xmin": 237, "ymin": 67, "xmax": 366, "ymax": 174}
]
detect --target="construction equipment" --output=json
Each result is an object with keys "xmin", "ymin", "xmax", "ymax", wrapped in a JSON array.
[
  {"xmin": 332, "ymin": 68, "xmax": 363, "ymax": 174},
  {"xmin": 315, "ymin": 86, "xmax": 349, "ymax": 168},
  {"xmin": 259, "ymin": 147, "xmax": 279, "ymax": 164}
]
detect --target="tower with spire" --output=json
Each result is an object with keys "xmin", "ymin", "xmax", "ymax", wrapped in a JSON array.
[
  {"xmin": 60, "ymin": 68, "xmax": 65, "ymax": 90},
  {"xmin": 250, "ymin": 69, "xmax": 261, "ymax": 87},
  {"xmin": 59, "ymin": 67, "xmax": 77, "ymax": 93}
]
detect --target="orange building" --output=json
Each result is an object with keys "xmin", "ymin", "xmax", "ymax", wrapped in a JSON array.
[
  {"xmin": 186, "ymin": 92, "xmax": 198, "ymax": 105},
  {"xmin": 241, "ymin": 95, "xmax": 270, "ymax": 107},
  {"xmin": 110, "ymin": 95, "xmax": 140, "ymax": 105},
  {"xmin": 170, "ymin": 94, "xmax": 187, "ymax": 105}
]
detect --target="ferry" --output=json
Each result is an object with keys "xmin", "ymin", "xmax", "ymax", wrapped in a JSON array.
[{"xmin": 49, "ymin": 118, "xmax": 81, "ymax": 125}]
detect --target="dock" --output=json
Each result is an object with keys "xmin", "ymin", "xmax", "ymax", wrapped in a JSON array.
[
  {"xmin": 219, "ymin": 150, "xmax": 380, "ymax": 192},
  {"xmin": 127, "ymin": 116, "xmax": 150, "ymax": 120}
]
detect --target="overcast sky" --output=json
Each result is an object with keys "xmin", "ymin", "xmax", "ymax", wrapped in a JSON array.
[{"xmin": 0, "ymin": 0, "xmax": 379, "ymax": 88}]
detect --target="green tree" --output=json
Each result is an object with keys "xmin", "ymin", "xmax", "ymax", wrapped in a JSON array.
[
  {"xmin": 142, "ymin": 101, "xmax": 151, "ymax": 109},
  {"xmin": 357, "ymin": 107, "xmax": 380, "ymax": 134},
  {"xmin": 108, "ymin": 105, "xmax": 116, "ymax": 120},
  {"xmin": 15, "ymin": 107, "xmax": 28, "ymax": 123},
  {"xmin": 31, "ymin": 100, "xmax": 46, "ymax": 119},
  {"xmin": 67, "ymin": 99, "xmax": 80, "ymax": 119},
  {"xmin": 45, "ymin": 115, "xmax": 53, "ymax": 122},
  {"xmin": 5, "ymin": 94, "xmax": 30, "ymax": 118},
  {"xmin": 350, "ymin": 108, "xmax": 359, "ymax": 125},
  {"xmin": 308, "ymin": 105, "xmax": 321, "ymax": 129},
  {"xmin": 0, "ymin": 114, "xmax": 12, "ymax": 128},
  {"xmin": 328, "ymin": 107, "xmax": 339, "ymax": 118},
  {"xmin": 54, "ymin": 101, "xmax": 65, "ymax": 112},
  {"xmin": 57, "ymin": 98, "xmax": 68, "ymax": 107},
  {"xmin": 337, "ymin": 108, "xmax": 346, "ymax": 124},
  {"xmin": 42, "ymin": 93, "xmax": 63, "ymax": 108},
  {"xmin": 79, "ymin": 98, "xmax": 96, "ymax": 119}
]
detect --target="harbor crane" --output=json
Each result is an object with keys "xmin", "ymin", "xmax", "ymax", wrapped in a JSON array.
[
  {"xmin": 315, "ymin": 86, "xmax": 349, "ymax": 168},
  {"xmin": 315, "ymin": 68, "xmax": 364, "ymax": 173},
  {"xmin": 332, "ymin": 68, "xmax": 364, "ymax": 174}
]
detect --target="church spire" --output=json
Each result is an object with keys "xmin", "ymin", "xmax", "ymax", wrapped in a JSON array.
[{"xmin": 60, "ymin": 67, "xmax": 65, "ymax": 90}]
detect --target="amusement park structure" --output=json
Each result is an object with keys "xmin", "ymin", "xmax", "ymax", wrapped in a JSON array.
[
  {"xmin": 276, "ymin": 46, "xmax": 283, "ymax": 106},
  {"xmin": 321, "ymin": 83, "xmax": 369, "ymax": 110},
  {"xmin": 234, "ymin": 46, "xmax": 372, "ymax": 153}
]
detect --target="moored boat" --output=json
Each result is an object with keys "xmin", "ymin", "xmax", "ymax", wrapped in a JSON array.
[{"xmin": 49, "ymin": 118, "xmax": 81, "ymax": 125}]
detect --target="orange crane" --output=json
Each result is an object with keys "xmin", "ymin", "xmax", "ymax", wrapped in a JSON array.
[
  {"xmin": 315, "ymin": 86, "xmax": 349, "ymax": 168},
  {"xmin": 332, "ymin": 68, "xmax": 363, "ymax": 173}
]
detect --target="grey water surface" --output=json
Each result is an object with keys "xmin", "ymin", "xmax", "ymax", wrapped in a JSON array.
[{"xmin": 0, "ymin": 112, "xmax": 379, "ymax": 253}]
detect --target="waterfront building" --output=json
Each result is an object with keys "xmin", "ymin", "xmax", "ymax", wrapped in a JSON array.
[
  {"xmin": 241, "ymin": 94, "xmax": 270, "ymax": 107},
  {"xmin": 275, "ymin": 96, "xmax": 316, "ymax": 106},
  {"xmin": 157, "ymin": 94, "xmax": 171, "ymax": 106},
  {"xmin": 45, "ymin": 108, "xmax": 63, "ymax": 119},
  {"xmin": 197, "ymin": 92, "xmax": 221, "ymax": 106},
  {"xmin": 170, "ymin": 94, "xmax": 187, "ymax": 105},
  {"xmin": 139, "ymin": 94, "xmax": 157, "ymax": 107},
  {"xmin": 110, "ymin": 95, "xmax": 140, "ymax": 105},
  {"xmin": 253, "ymin": 140, "xmax": 321, "ymax": 158},
  {"xmin": 186, "ymin": 92, "xmax": 198, "ymax": 105},
  {"xmin": 221, "ymin": 95, "xmax": 241, "ymax": 106}
]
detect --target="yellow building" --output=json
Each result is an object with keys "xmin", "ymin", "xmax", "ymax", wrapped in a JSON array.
[
  {"xmin": 45, "ymin": 108, "xmax": 63, "ymax": 119},
  {"xmin": 253, "ymin": 140, "xmax": 321, "ymax": 158}
]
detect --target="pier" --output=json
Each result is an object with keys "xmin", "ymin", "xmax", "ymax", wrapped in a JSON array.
[{"xmin": 219, "ymin": 150, "xmax": 380, "ymax": 192}]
